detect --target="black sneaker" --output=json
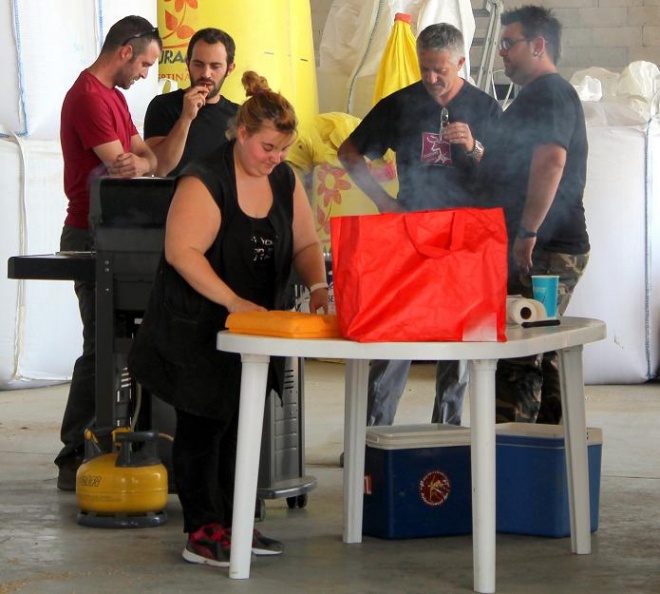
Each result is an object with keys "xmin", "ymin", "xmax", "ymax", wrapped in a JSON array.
[
  {"xmin": 250, "ymin": 529, "xmax": 284, "ymax": 556},
  {"xmin": 227, "ymin": 528, "xmax": 284, "ymax": 556},
  {"xmin": 182, "ymin": 524, "xmax": 231, "ymax": 567}
]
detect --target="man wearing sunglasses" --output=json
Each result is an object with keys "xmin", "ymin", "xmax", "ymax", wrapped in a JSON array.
[
  {"xmin": 144, "ymin": 28, "xmax": 238, "ymax": 177},
  {"xmin": 56, "ymin": 15, "xmax": 162, "ymax": 490},
  {"xmin": 338, "ymin": 23, "xmax": 502, "ymax": 432},
  {"xmin": 477, "ymin": 5, "xmax": 590, "ymax": 424}
]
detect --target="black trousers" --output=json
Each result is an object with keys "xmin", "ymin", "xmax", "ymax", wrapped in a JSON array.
[
  {"xmin": 55, "ymin": 225, "xmax": 95, "ymax": 468},
  {"xmin": 173, "ymin": 406, "xmax": 239, "ymax": 534}
]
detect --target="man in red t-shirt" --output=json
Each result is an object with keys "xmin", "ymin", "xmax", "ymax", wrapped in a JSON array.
[{"xmin": 56, "ymin": 15, "xmax": 161, "ymax": 490}]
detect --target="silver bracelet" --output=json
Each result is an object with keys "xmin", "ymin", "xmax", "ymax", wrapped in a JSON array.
[{"xmin": 309, "ymin": 282, "xmax": 329, "ymax": 293}]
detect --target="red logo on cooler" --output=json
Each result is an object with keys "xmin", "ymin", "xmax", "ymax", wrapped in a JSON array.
[
  {"xmin": 419, "ymin": 470, "xmax": 451, "ymax": 506},
  {"xmin": 364, "ymin": 474, "xmax": 372, "ymax": 495}
]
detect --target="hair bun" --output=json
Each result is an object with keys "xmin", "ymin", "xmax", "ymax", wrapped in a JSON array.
[{"xmin": 241, "ymin": 70, "xmax": 270, "ymax": 97}]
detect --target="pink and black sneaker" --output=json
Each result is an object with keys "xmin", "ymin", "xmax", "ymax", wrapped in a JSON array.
[{"xmin": 182, "ymin": 524, "xmax": 231, "ymax": 567}]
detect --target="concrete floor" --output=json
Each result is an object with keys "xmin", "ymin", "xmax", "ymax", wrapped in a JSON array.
[{"xmin": 1, "ymin": 360, "xmax": 659, "ymax": 594}]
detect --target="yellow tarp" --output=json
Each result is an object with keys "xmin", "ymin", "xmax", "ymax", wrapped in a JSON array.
[
  {"xmin": 372, "ymin": 13, "xmax": 421, "ymax": 105},
  {"xmin": 286, "ymin": 111, "xmax": 398, "ymax": 251}
]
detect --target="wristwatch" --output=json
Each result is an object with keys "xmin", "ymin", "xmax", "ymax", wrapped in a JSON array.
[
  {"xmin": 465, "ymin": 139, "xmax": 484, "ymax": 160},
  {"xmin": 517, "ymin": 226, "xmax": 538, "ymax": 239}
]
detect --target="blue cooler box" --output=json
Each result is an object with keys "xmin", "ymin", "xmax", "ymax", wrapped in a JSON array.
[
  {"xmin": 496, "ymin": 423, "xmax": 602, "ymax": 537},
  {"xmin": 363, "ymin": 424, "xmax": 472, "ymax": 539}
]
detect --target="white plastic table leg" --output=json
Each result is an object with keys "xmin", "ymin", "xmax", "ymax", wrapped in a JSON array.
[
  {"xmin": 469, "ymin": 359, "xmax": 497, "ymax": 594},
  {"xmin": 343, "ymin": 358, "xmax": 369, "ymax": 544},
  {"xmin": 558, "ymin": 345, "xmax": 591, "ymax": 555},
  {"xmin": 229, "ymin": 353, "xmax": 270, "ymax": 579}
]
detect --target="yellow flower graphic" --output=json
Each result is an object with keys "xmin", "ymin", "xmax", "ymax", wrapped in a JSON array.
[
  {"xmin": 314, "ymin": 164, "xmax": 352, "ymax": 239},
  {"xmin": 162, "ymin": 0, "xmax": 199, "ymax": 47},
  {"xmin": 316, "ymin": 164, "xmax": 351, "ymax": 208}
]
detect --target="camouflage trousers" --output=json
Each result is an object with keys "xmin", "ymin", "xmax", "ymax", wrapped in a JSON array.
[{"xmin": 496, "ymin": 250, "xmax": 590, "ymax": 424}]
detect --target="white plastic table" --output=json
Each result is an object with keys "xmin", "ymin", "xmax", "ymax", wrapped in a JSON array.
[{"xmin": 217, "ymin": 317, "xmax": 606, "ymax": 593}]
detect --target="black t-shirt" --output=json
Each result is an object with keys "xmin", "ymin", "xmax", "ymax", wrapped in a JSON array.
[
  {"xmin": 144, "ymin": 89, "xmax": 239, "ymax": 176},
  {"xmin": 347, "ymin": 80, "xmax": 502, "ymax": 211},
  {"xmin": 244, "ymin": 216, "xmax": 277, "ymax": 305},
  {"xmin": 478, "ymin": 73, "xmax": 590, "ymax": 254}
]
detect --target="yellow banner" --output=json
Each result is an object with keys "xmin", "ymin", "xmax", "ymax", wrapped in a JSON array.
[{"xmin": 157, "ymin": 0, "xmax": 318, "ymax": 127}]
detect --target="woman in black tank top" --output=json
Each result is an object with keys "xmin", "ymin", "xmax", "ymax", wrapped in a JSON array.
[{"xmin": 129, "ymin": 71, "xmax": 328, "ymax": 568}]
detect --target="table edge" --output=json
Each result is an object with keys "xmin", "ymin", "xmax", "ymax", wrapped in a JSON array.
[{"xmin": 216, "ymin": 317, "xmax": 606, "ymax": 360}]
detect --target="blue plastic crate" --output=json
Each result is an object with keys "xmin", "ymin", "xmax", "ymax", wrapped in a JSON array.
[
  {"xmin": 363, "ymin": 424, "xmax": 472, "ymax": 539},
  {"xmin": 496, "ymin": 423, "xmax": 602, "ymax": 537}
]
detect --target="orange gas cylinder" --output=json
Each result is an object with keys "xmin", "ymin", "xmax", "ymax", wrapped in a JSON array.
[{"xmin": 76, "ymin": 429, "xmax": 168, "ymax": 528}]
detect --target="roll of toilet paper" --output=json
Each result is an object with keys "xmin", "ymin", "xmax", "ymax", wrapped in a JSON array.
[{"xmin": 506, "ymin": 296, "xmax": 547, "ymax": 325}]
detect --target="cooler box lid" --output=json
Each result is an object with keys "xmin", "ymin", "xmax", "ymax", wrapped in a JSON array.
[
  {"xmin": 366, "ymin": 423, "xmax": 471, "ymax": 450},
  {"xmin": 496, "ymin": 423, "xmax": 602, "ymax": 447}
]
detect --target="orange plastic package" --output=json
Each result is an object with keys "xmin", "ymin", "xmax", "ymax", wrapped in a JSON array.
[{"xmin": 225, "ymin": 311, "xmax": 341, "ymax": 339}]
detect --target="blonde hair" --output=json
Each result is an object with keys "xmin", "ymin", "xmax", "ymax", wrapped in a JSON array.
[{"xmin": 226, "ymin": 71, "xmax": 297, "ymax": 139}]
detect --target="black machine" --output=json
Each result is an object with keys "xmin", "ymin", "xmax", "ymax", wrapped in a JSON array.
[
  {"xmin": 89, "ymin": 176, "xmax": 174, "ymax": 434},
  {"xmin": 8, "ymin": 176, "xmax": 315, "ymax": 514}
]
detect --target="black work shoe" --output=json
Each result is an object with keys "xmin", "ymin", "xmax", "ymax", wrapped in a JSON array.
[
  {"xmin": 182, "ymin": 524, "xmax": 231, "ymax": 567},
  {"xmin": 56, "ymin": 459, "xmax": 81, "ymax": 492}
]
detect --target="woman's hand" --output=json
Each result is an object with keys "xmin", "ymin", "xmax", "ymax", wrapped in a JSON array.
[
  {"xmin": 309, "ymin": 287, "xmax": 329, "ymax": 314},
  {"xmin": 227, "ymin": 295, "xmax": 267, "ymax": 314}
]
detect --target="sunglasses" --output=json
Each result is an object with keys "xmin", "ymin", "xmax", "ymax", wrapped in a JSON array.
[
  {"xmin": 499, "ymin": 37, "xmax": 533, "ymax": 52},
  {"xmin": 121, "ymin": 27, "xmax": 160, "ymax": 47}
]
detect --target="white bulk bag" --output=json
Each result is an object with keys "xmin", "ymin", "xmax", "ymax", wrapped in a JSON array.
[{"xmin": 566, "ymin": 104, "xmax": 660, "ymax": 383}]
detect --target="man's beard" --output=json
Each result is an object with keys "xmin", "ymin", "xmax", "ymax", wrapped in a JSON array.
[{"xmin": 192, "ymin": 77, "xmax": 222, "ymax": 100}]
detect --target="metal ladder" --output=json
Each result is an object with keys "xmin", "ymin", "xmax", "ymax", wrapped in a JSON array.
[{"xmin": 470, "ymin": 0, "xmax": 504, "ymax": 97}]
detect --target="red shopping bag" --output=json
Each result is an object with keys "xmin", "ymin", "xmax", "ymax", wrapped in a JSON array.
[{"xmin": 330, "ymin": 208, "xmax": 508, "ymax": 342}]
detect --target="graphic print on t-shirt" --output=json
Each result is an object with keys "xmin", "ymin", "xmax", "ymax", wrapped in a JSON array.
[
  {"xmin": 420, "ymin": 132, "xmax": 453, "ymax": 166},
  {"xmin": 251, "ymin": 232, "xmax": 274, "ymax": 265}
]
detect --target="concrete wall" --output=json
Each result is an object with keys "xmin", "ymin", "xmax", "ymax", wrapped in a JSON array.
[{"xmin": 309, "ymin": 0, "xmax": 660, "ymax": 82}]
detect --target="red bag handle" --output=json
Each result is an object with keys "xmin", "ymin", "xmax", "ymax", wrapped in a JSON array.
[{"xmin": 403, "ymin": 211, "xmax": 466, "ymax": 258}]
